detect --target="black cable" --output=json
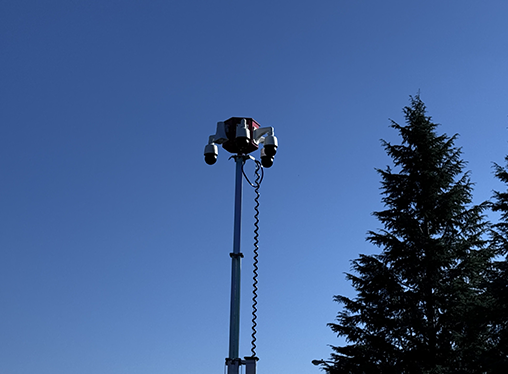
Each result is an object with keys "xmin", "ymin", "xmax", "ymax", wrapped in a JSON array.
[
  {"xmin": 241, "ymin": 159, "xmax": 263, "ymax": 358},
  {"xmin": 242, "ymin": 159, "xmax": 264, "ymax": 187}
]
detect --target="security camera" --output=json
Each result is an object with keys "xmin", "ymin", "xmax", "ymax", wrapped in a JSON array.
[
  {"xmin": 204, "ymin": 143, "xmax": 218, "ymax": 165},
  {"xmin": 262, "ymin": 135, "xmax": 278, "ymax": 157},
  {"xmin": 235, "ymin": 136, "xmax": 250, "ymax": 153},
  {"xmin": 263, "ymin": 144, "xmax": 277, "ymax": 157},
  {"xmin": 235, "ymin": 119, "xmax": 251, "ymax": 153},
  {"xmin": 260, "ymin": 147, "xmax": 274, "ymax": 168}
]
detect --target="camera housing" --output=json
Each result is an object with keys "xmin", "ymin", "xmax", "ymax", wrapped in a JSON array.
[
  {"xmin": 222, "ymin": 118, "xmax": 260, "ymax": 154},
  {"xmin": 260, "ymin": 147, "xmax": 274, "ymax": 168},
  {"xmin": 204, "ymin": 143, "xmax": 218, "ymax": 165},
  {"xmin": 234, "ymin": 120, "xmax": 251, "ymax": 153},
  {"xmin": 262, "ymin": 135, "xmax": 278, "ymax": 157}
]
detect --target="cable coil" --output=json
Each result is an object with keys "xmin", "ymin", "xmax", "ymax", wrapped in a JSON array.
[{"xmin": 242, "ymin": 159, "xmax": 263, "ymax": 358}]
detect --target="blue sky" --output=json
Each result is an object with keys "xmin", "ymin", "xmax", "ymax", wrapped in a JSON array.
[{"xmin": 1, "ymin": 1, "xmax": 508, "ymax": 373}]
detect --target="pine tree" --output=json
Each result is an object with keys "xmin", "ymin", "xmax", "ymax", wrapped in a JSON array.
[
  {"xmin": 325, "ymin": 96, "xmax": 492, "ymax": 373},
  {"xmin": 487, "ymin": 157, "xmax": 508, "ymax": 372}
]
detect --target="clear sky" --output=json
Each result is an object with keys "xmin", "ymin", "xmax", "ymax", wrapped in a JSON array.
[{"xmin": 1, "ymin": 1, "xmax": 508, "ymax": 373}]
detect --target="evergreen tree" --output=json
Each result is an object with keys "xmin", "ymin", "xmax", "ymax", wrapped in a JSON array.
[
  {"xmin": 324, "ymin": 96, "xmax": 492, "ymax": 373},
  {"xmin": 487, "ymin": 157, "xmax": 508, "ymax": 372}
]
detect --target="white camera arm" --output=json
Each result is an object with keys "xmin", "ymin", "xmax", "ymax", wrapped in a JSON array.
[
  {"xmin": 207, "ymin": 121, "xmax": 228, "ymax": 145},
  {"xmin": 253, "ymin": 127, "xmax": 277, "ymax": 148}
]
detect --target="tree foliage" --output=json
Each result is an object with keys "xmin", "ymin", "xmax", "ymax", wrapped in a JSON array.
[
  {"xmin": 325, "ymin": 96, "xmax": 493, "ymax": 373},
  {"xmin": 486, "ymin": 157, "xmax": 508, "ymax": 372}
]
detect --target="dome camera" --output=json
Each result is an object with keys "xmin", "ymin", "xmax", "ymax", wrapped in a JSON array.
[
  {"xmin": 263, "ymin": 144, "xmax": 277, "ymax": 157},
  {"xmin": 260, "ymin": 147, "xmax": 274, "ymax": 168},
  {"xmin": 263, "ymin": 135, "xmax": 278, "ymax": 157},
  {"xmin": 204, "ymin": 143, "xmax": 218, "ymax": 165},
  {"xmin": 235, "ymin": 120, "xmax": 251, "ymax": 153},
  {"xmin": 205, "ymin": 153, "xmax": 217, "ymax": 165},
  {"xmin": 235, "ymin": 136, "xmax": 250, "ymax": 153}
]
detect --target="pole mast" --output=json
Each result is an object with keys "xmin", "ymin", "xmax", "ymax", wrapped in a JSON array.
[
  {"xmin": 203, "ymin": 118, "xmax": 278, "ymax": 374},
  {"xmin": 226, "ymin": 155, "xmax": 245, "ymax": 374}
]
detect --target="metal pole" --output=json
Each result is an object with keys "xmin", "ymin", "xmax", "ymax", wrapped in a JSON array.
[
  {"xmin": 245, "ymin": 356, "xmax": 259, "ymax": 374},
  {"xmin": 227, "ymin": 155, "xmax": 245, "ymax": 374}
]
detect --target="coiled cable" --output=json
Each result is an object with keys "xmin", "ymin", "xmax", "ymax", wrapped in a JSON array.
[{"xmin": 241, "ymin": 159, "xmax": 263, "ymax": 358}]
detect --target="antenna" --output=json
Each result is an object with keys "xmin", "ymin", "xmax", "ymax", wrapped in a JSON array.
[{"xmin": 204, "ymin": 117, "xmax": 278, "ymax": 374}]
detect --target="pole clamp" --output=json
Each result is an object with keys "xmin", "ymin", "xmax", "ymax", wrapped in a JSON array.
[{"xmin": 230, "ymin": 252, "xmax": 244, "ymax": 258}]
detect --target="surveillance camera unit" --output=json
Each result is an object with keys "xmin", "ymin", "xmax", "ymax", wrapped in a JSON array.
[{"xmin": 204, "ymin": 117, "xmax": 278, "ymax": 168}]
